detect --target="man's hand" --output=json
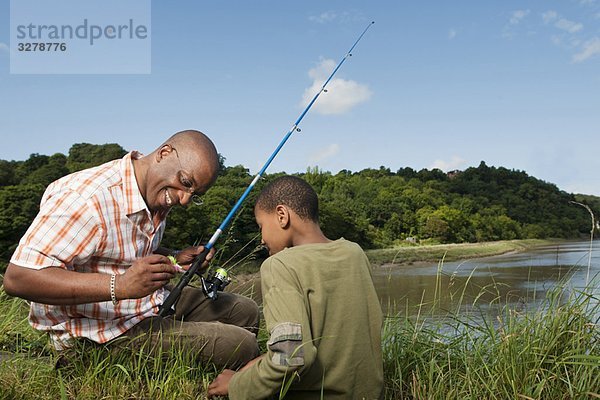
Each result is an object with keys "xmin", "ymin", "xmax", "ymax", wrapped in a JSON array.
[
  {"xmin": 207, "ymin": 369, "xmax": 235, "ymax": 398},
  {"xmin": 175, "ymin": 245, "xmax": 215, "ymax": 272},
  {"xmin": 117, "ymin": 254, "xmax": 175, "ymax": 299}
]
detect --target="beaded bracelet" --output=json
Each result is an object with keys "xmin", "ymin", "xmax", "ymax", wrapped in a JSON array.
[{"xmin": 110, "ymin": 273, "xmax": 118, "ymax": 305}]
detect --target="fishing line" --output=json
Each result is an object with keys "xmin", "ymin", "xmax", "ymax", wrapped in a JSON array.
[{"xmin": 159, "ymin": 21, "xmax": 375, "ymax": 316}]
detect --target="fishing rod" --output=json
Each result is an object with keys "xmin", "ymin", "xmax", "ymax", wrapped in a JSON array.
[{"xmin": 158, "ymin": 21, "xmax": 375, "ymax": 317}]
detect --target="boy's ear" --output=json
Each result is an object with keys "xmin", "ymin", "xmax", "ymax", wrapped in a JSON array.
[{"xmin": 275, "ymin": 205, "xmax": 290, "ymax": 229}]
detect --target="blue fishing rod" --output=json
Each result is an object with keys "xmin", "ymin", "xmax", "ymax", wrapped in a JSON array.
[{"xmin": 159, "ymin": 21, "xmax": 375, "ymax": 317}]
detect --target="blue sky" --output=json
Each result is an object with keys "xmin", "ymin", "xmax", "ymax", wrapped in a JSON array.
[{"xmin": 1, "ymin": 1, "xmax": 599, "ymax": 195}]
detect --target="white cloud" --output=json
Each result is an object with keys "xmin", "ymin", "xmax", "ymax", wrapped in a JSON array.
[
  {"xmin": 542, "ymin": 11, "xmax": 583, "ymax": 33},
  {"xmin": 448, "ymin": 29, "xmax": 457, "ymax": 40},
  {"xmin": 542, "ymin": 10, "xmax": 558, "ymax": 24},
  {"xmin": 308, "ymin": 58, "xmax": 336, "ymax": 81},
  {"xmin": 429, "ymin": 156, "xmax": 467, "ymax": 172},
  {"xmin": 555, "ymin": 18, "xmax": 583, "ymax": 33},
  {"xmin": 301, "ymin": 58, "xmax": 372, "ymax": 115},
  {"xmin": 503, "ymin": 10, "xmax": 531, "ymax": 38},
  {"xmin": 573, "ymin": 36, "xmax": 600, "ymax": 62},
  {"xmin": 308, "ymin": 10, "xmax": 365, "ymax": 25},
  {"xmin": 540, "ymin": 10, "xmax": 590, "ymax": 61},
  {"xmin": 309, "ymin": 11, "xmax": 337, "ymax": 24},
  {"xmin": 510, "ymin": 9, "xmax": 530, "ymax": 25},
  {"xmin": 309, "ymin": 143, "xmax": 340, "ymax": 164},
  {"xmin": 0, "ymin": 42, "xmax": 9, "ymax": 54}
]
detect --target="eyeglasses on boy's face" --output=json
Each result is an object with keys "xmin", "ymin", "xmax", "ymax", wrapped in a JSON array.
[{"xmin": 170, "ymin": 145, "xmax": 204, "ymax": 206}]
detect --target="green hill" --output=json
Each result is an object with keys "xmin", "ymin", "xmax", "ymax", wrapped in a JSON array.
[{"xmin": 0, "ymin": 145, "xmax": 598, "ymax": 270}]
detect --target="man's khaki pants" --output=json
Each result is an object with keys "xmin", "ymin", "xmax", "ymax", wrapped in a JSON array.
[{"xmin": 120, "ymin": 286, "xmax": 260, "ymax": 370}]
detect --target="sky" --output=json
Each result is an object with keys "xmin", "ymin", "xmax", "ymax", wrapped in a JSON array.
[{"xmin": 1, "ymin": 0, "xmax": 599, "ymax": 195}]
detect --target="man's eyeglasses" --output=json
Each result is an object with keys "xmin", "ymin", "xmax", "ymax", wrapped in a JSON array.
[{"xmin": 170, "ymin": 145, "xmax": 204, "ymax": 206}]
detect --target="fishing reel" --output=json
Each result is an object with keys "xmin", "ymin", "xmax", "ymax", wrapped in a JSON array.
[{"xmin": 201, "ymin": 267, "xmax": 231, "ymax": 301}]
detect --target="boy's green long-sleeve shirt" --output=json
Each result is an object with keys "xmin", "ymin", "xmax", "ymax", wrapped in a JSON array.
[{"xmin": 229, "ymin": 238, "xmax": 383, "ymax": 400}]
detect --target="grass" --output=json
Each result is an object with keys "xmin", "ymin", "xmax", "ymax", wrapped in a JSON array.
[
  {"xmin": 0, "ymin": 286, "xmax": 271, "ymax": 400},
  {"xmin": 1, "ymin": 247, "xmax": 598, "ymax": 399},
  {"xmin": 382, "ymin": 282, "xmax": 600, "ymax": 399}
]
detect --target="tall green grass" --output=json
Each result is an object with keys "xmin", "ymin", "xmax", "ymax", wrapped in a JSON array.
[
  {"xmin": 382, "ymin": 280, "xmax": 600, "ymax": 399},
  {"xmin": 0, "ymin": 329, "xmax": 219, "ymax": 399},
  {"xmin": 0, "ymin": 286, "xmax": 270, "ymax": 400},
  {"xmin": 1, "ymin": 272, "xmax": 598, "ymax": 399}
]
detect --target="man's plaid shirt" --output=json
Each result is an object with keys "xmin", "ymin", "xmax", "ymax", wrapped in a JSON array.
[{"xmin": 11, "ymin": 152, "xmax": 167, "ymax": 349}]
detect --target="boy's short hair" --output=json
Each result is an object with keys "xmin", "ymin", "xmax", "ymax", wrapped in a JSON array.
[{"xmin": 255, "ymin": 176, "xmax": 319, "ymax": 222}]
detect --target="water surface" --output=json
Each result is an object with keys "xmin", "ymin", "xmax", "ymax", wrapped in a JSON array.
[
  {"xmin": 374, "ymin": 240, "xmax": 599, "ymax": 316},
  {"xmin": 232, "ymin": 240, "xmax": 600, "ymax": 318}
]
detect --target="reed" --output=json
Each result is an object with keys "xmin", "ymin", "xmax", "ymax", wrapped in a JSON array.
[
  {"xmin": 1, "ymin": 268, "xmax": 598, "ymax": 399},
  {"xmin": 382, "ymin": 278, "xmax": 600, "ymax": 399}
]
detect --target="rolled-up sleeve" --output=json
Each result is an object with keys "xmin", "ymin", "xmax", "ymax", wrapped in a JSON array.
[
  {"xmin": 229, "ymin": 258, "xmax": 316, "ymax": 400},
  {"xmin": 11, "ymin": 189, "xmax": 101, "ymax": 270}
]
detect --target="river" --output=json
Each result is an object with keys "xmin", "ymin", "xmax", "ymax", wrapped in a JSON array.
[
  {"xmin": 233, "ymin": 240, "xmax": 599, "ymax": 318},
  {"xmin": 374, "ymin": 239, "xmax": 599, "ymax": 316}
]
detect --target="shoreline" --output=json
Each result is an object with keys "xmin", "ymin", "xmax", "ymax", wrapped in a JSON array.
[
  {"xmin": 230, "ymin": 239, "xmax": 567, "ymax": 284},
  {"xmin": 365, "ymin": 238, "xmax": 565, "ymax": 267}
]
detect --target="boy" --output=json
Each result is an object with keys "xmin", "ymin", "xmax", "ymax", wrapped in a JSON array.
[{"xmin": 208, "ymin": 175, "xmax": 383, "ymax": 399}]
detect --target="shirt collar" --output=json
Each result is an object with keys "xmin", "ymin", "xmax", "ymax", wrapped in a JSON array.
[{"xmin": 121, "ymin": 151, "xmax": 149, "ymax": 217}]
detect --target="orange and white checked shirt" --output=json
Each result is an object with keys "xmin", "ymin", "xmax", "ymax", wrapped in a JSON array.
[{"xmin": 11, "ymin": 152, "xmax": 167, "ymax": 350}]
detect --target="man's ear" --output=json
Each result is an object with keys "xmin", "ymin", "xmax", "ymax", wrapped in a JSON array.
[
  {"xmin": 275, "ymin": 205, "xmax": 290, "ymax": 229},
  {"xmin": 156, "ymin": 144, "xmax": 174, "ymax": 163}
]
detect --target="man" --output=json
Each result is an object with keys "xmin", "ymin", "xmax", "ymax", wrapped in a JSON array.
[{"xmin": 3, "ymin": 130, "xmax": 259, "ymax": 369}]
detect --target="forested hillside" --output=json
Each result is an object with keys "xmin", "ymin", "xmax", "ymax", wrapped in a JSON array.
[{"xmin": 0, "ymin": 143, "xmax": 598, "ymax": 269}]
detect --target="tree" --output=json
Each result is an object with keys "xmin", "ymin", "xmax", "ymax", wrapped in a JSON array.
[
  {"xmin": 303, "ymin": 166, "xmax": 331, "ymax": 193},
  {"xmin": 14, "ymin": 154, "xmax": 50, "ymax": 183},
  {"xmin": 1, "ymin": 141, "xmax": 598, "ymax": 265},
  {"xmin": 23, "ymin": 153, "xmax": 69, "ymax": 186},
  {"xmin": 0, "ymin": 160, "xmax": 18, "ymax": 186},
  {"xmin": 0, "ymin": 184, "xmax": 46, "ymax": 267},
  {"xmin": 67, "ymin": 143, "xmax": 127, "ymax": 172}
]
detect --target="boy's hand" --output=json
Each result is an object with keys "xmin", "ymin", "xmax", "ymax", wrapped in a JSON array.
[
  {"xmin": 207, "ymin": 369, "xmax": 235, "ymax": 398},
  {"xmin": 239, "ymin": 355, "xmax": 263, "ymax": 372}
]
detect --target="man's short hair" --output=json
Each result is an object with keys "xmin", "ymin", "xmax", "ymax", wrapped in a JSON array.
[{"xmin": 255, "ymin": 176, "xmax": 319, "ymax": 222}]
